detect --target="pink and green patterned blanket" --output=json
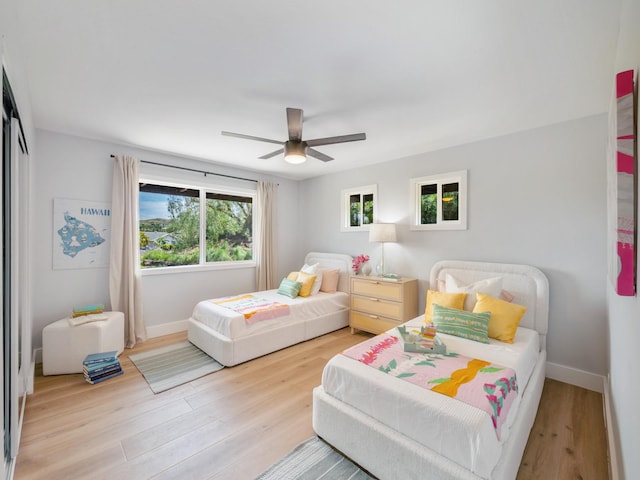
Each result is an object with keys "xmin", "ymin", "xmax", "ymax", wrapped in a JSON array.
[
  {"xmin": 341, "ymin": 333, "xmax": 518, "ymax": 439},
  {"xmin": 212, "ymin": 294, "xmax": 290, "ymax": 324}
]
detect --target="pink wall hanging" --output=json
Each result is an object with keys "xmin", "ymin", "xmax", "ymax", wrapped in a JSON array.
[{"xmin": 611, "ymin": 69, "xmax": 636, "ymax": 296}]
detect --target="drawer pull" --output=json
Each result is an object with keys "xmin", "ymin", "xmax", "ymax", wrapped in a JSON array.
[
  {"xmin": 369, "ymin": 314, "xmax": 379, "ymax": 319},
  {"xmin": 369, "ymin": 298, "xmax": 379, "ymax": 302}
]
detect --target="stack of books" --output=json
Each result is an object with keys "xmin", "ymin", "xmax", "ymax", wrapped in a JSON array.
[
  {"xmin": 83, "ymin": 351, "xmax": 123, "ymax": 384},
  {"xmin": 68, "ymin": 304, "xmax": 108, "ymax": 327},
  {"xmin": 72, "ymin": 303, "xmax": 105, "ymax": 317},
  {"xmin": 420, "ymin": 323, "xmax": 438, "ymax": 348}
]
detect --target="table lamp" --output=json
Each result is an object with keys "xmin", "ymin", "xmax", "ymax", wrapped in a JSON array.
[{"xmin": 369, "ymin": 223, "xmax": 397, "ymax": 276}]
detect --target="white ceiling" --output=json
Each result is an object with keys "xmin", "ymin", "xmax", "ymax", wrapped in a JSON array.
[{"xmin": 15, "ymin": 1, "xmax": 621, "ymax": 180}]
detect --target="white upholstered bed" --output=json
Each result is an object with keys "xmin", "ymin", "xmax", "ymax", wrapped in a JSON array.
[
  {"xmin": 187, "ymin": 252, "xmax": 352, "ymax": 366},
  {"xmin": 312, "ymin": 260, "xmax": 549, "ymax": 480}
]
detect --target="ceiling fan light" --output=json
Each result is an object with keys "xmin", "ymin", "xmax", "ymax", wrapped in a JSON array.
[
  {"xmin": 284, "ymin": 153, "xmax": 306, "ymax": 164},
  {"xmin": 284, "ymin": 141, "xmax": 307, "ymax": 164}
]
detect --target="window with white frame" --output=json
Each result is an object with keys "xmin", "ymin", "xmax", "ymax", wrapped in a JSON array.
[
  {"xmin": 341, "ymin": 184, "xmax": 377, "ymax": 232},
  {"xmin": 410, "ymin": 170, "xmax": 467, "ymax": 230},
  {"xmin": 139, "ymin": 181, "xmax": 254, "ymax": 269}
]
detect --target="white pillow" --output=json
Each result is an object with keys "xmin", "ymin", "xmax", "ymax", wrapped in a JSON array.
[
  {"xmin": 301, "ymin": 263, "xmax": 323, "ymax": 295},
  {"xmin": 445, "ymin": 274, "xmax": 503, "ymax": 311}
]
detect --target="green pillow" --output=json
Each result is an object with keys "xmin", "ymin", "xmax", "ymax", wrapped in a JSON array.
[
  {"xmin": 277, "ymin": 278, "xmax": 302, "ymax": 298},
  {"xmin": 432, "ymin": 304, "xmax": 490, "ymax": 344}
]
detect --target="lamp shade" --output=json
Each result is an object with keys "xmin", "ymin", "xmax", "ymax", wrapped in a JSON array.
[{"xmin": 369, "ymin": 223, "xmax": 397, "ymax": 243}]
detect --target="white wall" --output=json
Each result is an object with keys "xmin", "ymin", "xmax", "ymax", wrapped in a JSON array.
[
  {"xmin": 299, "ymin": 115, "xmax": 608, "ymax": 376},
  {"xmin": 607, "ymin": 0, "xmax": 640, "ymax": 477},
  {"xmin": 31, "ymin": 129, "xmax": 300, "ymax": 347},
  {"xmin": 1, "ymin": 0, "xmax": 36, "ymax": 148}
]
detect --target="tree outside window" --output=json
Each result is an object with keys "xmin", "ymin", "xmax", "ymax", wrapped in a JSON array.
[
  {"xmin": 410, "ymin": 171, "xmax": 467, "ymax": 231},
  {"xmin": 342, "ymin": 185, "xmax": 377, "ymax": 232},
  {"xmin": 139, "ymin": 183, "xmax": 254, "ymax": 269}
]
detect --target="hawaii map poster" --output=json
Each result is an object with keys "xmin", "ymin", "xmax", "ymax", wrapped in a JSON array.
[{"xmin": 52, "ymin": 198, "xmax": 111, "ymax": 269}]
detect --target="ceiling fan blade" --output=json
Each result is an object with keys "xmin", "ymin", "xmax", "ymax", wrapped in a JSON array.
[
  {"xmin": 221, "ymin": 131, "xmax": 284, "ymax": 145},
  {"xmin": 286, "ymin": 108, "xmax": 303, "ymax": 142},
  {"xmin": 307, "ymin": 148, "xmax": 333, "ymax": 162},
  {"xmin": 259, "ymin": 148, "xmax": 284, "ymax": 159},
  {"xmin": 305, "ymin": 132, "xmax": 366, "ymax": 147}
]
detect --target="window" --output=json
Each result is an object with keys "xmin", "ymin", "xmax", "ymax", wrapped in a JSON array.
[
  {"xmin": 139, "ymin": 181, "xmax": 254, "ymax": 269},
  {"xmin": 410, "ymin": 170, "xmax": 467, "ymax": 230},
  {"xmin": 341, "ymin": 184, "xmax": 377, "ymax": 232},
  {"xmin": 205, "ymin": 192, "xmax": 253, "ymax": 262}
]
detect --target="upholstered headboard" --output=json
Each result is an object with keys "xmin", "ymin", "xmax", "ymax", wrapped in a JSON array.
[
  {"xmin": 430, "ymin": 260, "xmax": 549, "ymax": 351},
  {"xmin": 305, "ymin": 252, "xmax": 354, "ymax": 294}
]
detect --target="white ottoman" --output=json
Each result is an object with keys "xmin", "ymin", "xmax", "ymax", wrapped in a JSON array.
[{"xmin": 43, "ymin": 311, "xmax": 125, "ymax": 375}]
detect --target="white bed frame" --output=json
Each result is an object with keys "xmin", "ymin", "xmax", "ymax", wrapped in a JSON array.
[
  {"xmin": 313, "ymin": 260, "xmax": 549, "ymax": 480},
  {"xmin": 187, "ymin": 252, "xmax": 353, "ymax": 367}
]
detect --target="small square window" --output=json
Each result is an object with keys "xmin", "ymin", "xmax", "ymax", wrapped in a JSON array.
[
  {"xmin": 410, "ymin": 171, "xmax": 467, "ymax": 230},
  {"xmin": 341, "ymin": 184, "xmax": 377, "ymax": 232}
]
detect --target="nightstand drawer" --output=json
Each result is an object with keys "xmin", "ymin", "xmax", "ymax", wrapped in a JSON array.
[
  {"xmin": 351, "ymin": 295, "xmax": 402, "ymax": 320},
  {"xmin": 351, "ymin": 278, "xmax": 403, "ymax": 301},
  {"xmin": 350, "ymin": 311, "xmax": 400, "ymax": 334}
]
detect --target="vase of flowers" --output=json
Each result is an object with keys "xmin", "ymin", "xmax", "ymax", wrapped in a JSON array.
[
  {"xmin": 361, "ymin": 261, "xmax": 372, "ymax": 276},
  {"xmin": 352, "ymin": 254, "xmax": 370, "ymax": 275}
]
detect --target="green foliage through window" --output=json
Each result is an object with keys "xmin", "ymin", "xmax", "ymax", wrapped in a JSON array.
[
  {"xmin": 139, "ymin": 183, "xmax": 253, "ymax": 269},
  {"xmin": 411, "ymin": 170, "xmax": 467, "ymax": 231},
  {"xmin": 344, "ymin": 186, "xmax": 376, "ymax": 230}
]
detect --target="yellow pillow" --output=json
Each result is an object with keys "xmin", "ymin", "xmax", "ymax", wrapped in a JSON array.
[
  {"xmin": 473, "ymin": 292, "xmax": 527, "ymax": 343},
  {"xmin": 295, "ymin": 271, "xmax": 317, "ymax": 297},
  {"xmin": 287, "ymin": 271, "xmax": 299, "ymax": 281},
  {"xmin": 424, "ymin": 290, "xmax": 466, "ymax": 323}
]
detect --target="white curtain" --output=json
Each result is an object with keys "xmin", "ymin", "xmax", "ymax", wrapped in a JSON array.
[
  {"xmin": 256, "ymin": 181, "xmax": 278, "ymax": 290},
  {"xmin": 110, "ymin": 155, "xmax": 146, "ymax": 348}
]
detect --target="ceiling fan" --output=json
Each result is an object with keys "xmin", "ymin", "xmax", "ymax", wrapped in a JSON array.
[{"xmin": 221, "ymin": 107, "xmax": 366, "ymax": 164}]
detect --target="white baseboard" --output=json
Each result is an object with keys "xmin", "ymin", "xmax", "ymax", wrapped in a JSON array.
[
  {"xmin": 146, "ymin": 319, "xmax": 188, "ymax": 339},
  {"xmin": 545, "ymin": 361, "xmax": 605, "ymax": 393},
  {"xmin": 603, "ymin": 374, "xmax": 621, "ymax": 480}
]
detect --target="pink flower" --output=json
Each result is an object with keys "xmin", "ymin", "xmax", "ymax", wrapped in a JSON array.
[{"xmin": 352, "ymin": 254, "xmax": 370, "ymax": 272}]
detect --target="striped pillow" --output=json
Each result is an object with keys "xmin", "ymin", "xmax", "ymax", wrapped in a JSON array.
[
  {"xmin": 277, "ymin": 278, "xmax": 302, "ymax": 298},
  {"xmin": 432, "ymin": 304, "xmax": 490, "ymax": 343}
]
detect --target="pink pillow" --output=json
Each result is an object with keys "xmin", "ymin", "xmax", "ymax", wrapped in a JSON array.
[{"xmin": 320, "ymin": 269, "xmax": 340, "ymax": 293}]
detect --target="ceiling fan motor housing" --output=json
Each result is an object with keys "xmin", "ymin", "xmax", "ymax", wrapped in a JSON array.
[{"xmin": 284, "ymin": 140, "xmax": 308, "ymax": 164}]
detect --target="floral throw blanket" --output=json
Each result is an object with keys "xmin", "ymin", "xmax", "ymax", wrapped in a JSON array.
[
  {"xmin": 341, "ymin": 333, "xmax": 518, "ymax": 439},
  {"xmin": 212, "ymin": 294, "xmax": 290, "ymax": 324}
]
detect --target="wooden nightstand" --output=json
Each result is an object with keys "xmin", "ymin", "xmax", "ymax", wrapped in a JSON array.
[{"xmin": 349, "ymin": 276, "xmax": 419, "ymax": 335}]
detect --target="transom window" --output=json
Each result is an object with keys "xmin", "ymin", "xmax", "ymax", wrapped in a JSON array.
[{"xmin": 139, "ymin": 181, "xmax": 254, "ymax": 269}]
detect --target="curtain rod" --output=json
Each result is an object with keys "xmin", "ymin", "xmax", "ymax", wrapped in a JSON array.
[{"xmin": 110, "ymin": 154, "xmax": 258, "ymax": 183}]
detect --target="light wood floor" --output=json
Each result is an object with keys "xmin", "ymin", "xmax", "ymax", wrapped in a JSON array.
[{"xmin": 14, "ymin": 328, "xmax": 608, "ymax": 480}]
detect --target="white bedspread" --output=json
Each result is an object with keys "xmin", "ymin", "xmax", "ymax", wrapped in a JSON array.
[
  {"xmin": 321, "ymin": 322, "xmax": 539, "ymax": 479},
  {"xmin": 192, "ymin": 290, "xmax": 349, "ymax": 340}
]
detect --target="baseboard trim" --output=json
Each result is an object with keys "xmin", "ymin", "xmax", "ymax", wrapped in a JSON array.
[
  {"xmin": 603, "ymin": 374, "xmax": 621, "ymax": 480},
  {"xmin": 545, "ymin": 361, "xmax": 604, "ymax": 393},
  {"xmin": 146, "ymin": 319, "xmax": 188, "ymax": 339}
]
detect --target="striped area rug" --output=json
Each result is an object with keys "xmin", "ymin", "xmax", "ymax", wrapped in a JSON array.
[
  {"xmin": 256, "ymin": 437, "xmax": 375, "ymax": 480},
  {"xmin": 129, "ymin": 341, "xmax": 223, "ymax": 393}
]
